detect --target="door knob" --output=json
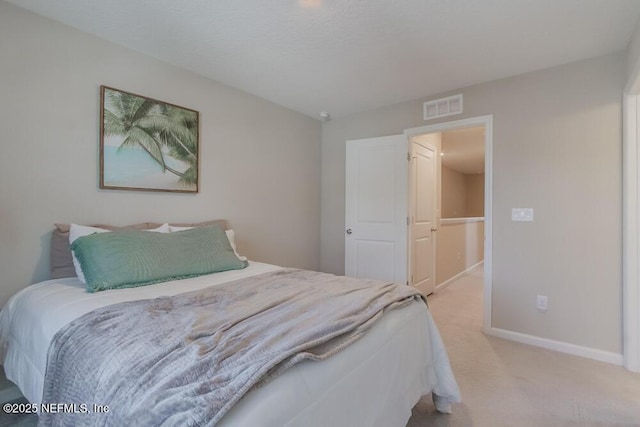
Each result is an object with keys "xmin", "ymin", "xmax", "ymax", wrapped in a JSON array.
[
  {"xmin": 431, "ymin": 227, "xmax": 438, "ymax": 232},
  {"xmin": 346, "ymin": 229, "xmax": 352, "ymax": 235}
]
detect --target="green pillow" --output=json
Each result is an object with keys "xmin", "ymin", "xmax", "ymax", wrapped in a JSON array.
[{"xmin": 70, "ymin": 225, "xmax": 247, "ymax": 292}]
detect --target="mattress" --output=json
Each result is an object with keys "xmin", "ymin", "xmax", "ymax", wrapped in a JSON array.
[{"xmin": 0, "ymin": 261, "xmax": 460, "ymax": 426}]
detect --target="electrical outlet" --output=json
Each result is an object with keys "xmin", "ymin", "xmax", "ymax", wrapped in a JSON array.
[{"xmin": 536, "ymin": 295, "xmax": 548, "ymax": 312}]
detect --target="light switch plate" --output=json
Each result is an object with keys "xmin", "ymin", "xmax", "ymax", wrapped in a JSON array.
[
  {"xmin": 536, "ymin": 295, "xmax": 548, "ymax": 311},
  {"xmin": 512, "ymin": 208, "xmax": 534, "ymax": 221}
]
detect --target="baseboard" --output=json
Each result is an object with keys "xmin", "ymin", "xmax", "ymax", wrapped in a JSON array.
[
  {"xmin": 488, "ymin": 327, "xmax": 624, "ymax": 366},
  {"xmin": 435, "ymin": 260, "xmax": 484, "ymax": 292}
]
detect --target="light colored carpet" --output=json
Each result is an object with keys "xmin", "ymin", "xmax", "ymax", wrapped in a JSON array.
[{"xmin": 407, "ymin": 264, "xmax": 640, "ymax": 427}]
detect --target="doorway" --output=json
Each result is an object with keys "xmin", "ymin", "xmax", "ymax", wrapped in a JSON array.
[
  {"xmin": 436, "ymin": 126, "xmax": 485, "ymax": 290},
  {"xmin": 344, "ymin": 115, "xmax": 493, "ymax": 333},
  {"xmin": 404, "ymin": 115, "xmax": 493, "ymax": 333}
]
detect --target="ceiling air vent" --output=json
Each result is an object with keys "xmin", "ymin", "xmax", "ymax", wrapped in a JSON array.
[{"xmin": 423, "ymin": 94, "xmax": 463, "ymax": 120}]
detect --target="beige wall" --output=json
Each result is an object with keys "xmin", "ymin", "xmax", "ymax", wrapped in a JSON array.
[
  {"xmin": 465, "ymin": 173, "xmax": 485, "ymax": 217},
  {"xmin": 441, "ymin": 168, "xmax": 484, "ymax": 218},
  {"xmin": 628, "ymin": 20, "xmax": 640, "ymax": 81},
  {"xmin": 436, "ymin": 220, "xmax": 484, "ymax": 285},
  {"xmin": 441, "ymin": 166, "xmax": 466, "ymax": 218},
  {"xmin": 321, "ymin": 52, "xmax": 624, "ymax": 354},
  {"xmin": 0, "ymin": 3, "xmax": 321, "ymax": 306}
]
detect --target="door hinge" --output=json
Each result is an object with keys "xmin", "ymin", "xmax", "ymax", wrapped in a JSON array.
[
  {"xmin": 407, "ymin": 216, "xmax": 410, "ymax": 226},
  {"xmin": 407, "ymin": 152, "xmax": 411, "ymax": 161}
]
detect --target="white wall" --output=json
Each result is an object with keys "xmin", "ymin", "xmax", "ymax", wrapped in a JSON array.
[
  {"xmin": 321, "ymin": 53, "xmax": 624, "ymax": 354},
  {"xmin": 0, "ymin": 3, "xmax": 321, "ymax": 306}
]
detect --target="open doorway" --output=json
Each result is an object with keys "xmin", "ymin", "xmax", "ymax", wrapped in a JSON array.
[
  {"xmin": 437, "ymin": 126, "xmax": 485, "ymax": 290},
  {"xmin": 344, "ymin": 116, "xmax": 493, "ymax": 333},
  {"xmin": 405, "ymin": 115, "xmax": 493, "ymax": 333}
]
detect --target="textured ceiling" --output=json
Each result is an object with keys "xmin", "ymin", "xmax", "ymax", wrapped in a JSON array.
[{"xmin": 8, "ymin": 0, "xmax": 640, "ymax": 119}]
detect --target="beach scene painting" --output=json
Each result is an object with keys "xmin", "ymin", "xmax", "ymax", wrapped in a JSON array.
[{"xmin": 100, "ymin": 86, "xmax": 198, "ymax": 193}]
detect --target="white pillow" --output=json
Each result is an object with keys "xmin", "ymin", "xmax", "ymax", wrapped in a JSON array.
[
  {"xmin": 168, "ymin": 225, "xmax": 193, "ymax": 232},
  {"xmin": 224, "ymin": 229, "xmax": 247, "ymax": 261},
  {"xmin": 147, "ymin": 223, "xmax": 170, "ymax": 233},
  {"xmin": 69, "ymin": 223, "xmax": 169, "ymax": 284},
  {"xmin": 168, "ymin": 225, "xmax": 246, "ymax": 261}
]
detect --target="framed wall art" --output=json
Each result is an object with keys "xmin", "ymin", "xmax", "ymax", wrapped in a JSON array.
[{"xmin": 100, "ymin": 86, "xmax": 199, "ymax": 193}]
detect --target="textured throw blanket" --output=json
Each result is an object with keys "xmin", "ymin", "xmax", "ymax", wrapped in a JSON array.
[{"xmin": 40, "ymin": 269, "xmax": 424, "ymax": 426}]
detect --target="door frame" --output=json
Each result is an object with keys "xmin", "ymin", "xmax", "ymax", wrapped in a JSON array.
[
  {"xmin": 623, "ymin": 62, "xmax": 640, "ymax": 371},
  {"xmin": 404, "ymin": 115, "xmax": 493, "ymax": 334}
]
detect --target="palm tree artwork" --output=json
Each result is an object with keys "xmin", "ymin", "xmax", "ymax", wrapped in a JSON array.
[{"xmin": 100, "ymin": 86, "xmax": 198, "ymax": 192}]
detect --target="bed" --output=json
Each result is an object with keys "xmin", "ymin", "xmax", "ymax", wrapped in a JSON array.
[{"xmin": 0, "ymin": 222, "xmax": 461, "ymax": 426}]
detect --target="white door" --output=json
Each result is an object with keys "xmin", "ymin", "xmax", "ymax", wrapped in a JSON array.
[
  {"xmin": 410, "ymin": 140, "xmax": 437, "ymax": 295},
  {"xmin": 345, "ymin": 135, "xmax": 407, "ymax": 285}
]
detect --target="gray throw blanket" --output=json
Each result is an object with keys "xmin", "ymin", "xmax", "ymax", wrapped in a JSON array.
[{"xmin": 40, "ymin": 269, "xmax": 424, "ymax": 426}]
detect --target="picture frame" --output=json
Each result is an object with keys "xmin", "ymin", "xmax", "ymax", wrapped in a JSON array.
[{"xmin": 100, "ymin": 85, "xmax": 199, "ymax": 193}]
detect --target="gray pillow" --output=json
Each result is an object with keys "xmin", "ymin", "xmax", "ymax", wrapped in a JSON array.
[{"xmin": 170, "ymin": 220, "xmax": 228, "ymax": 229}]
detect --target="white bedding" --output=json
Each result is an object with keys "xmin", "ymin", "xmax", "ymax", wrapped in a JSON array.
[{"xmin": 0, "ymin": 262, "xmax": 460, "ymax": 426}]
